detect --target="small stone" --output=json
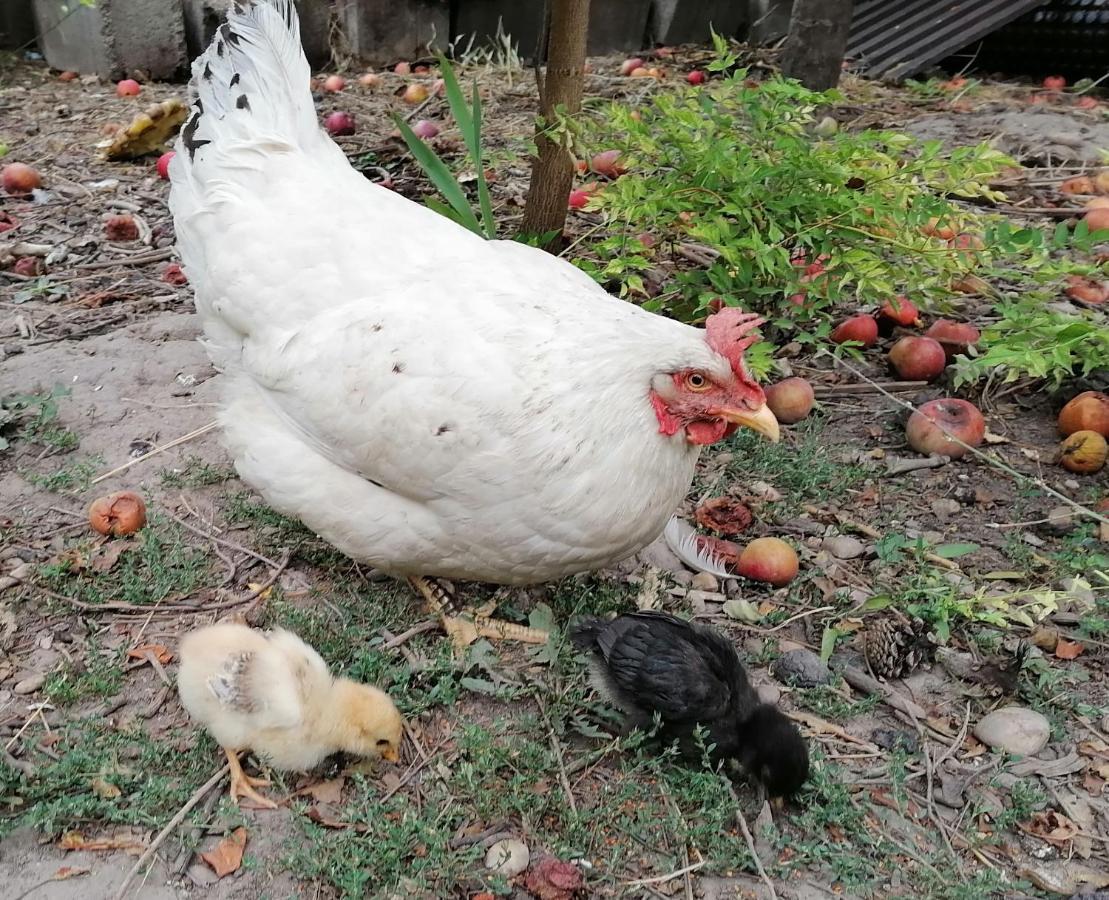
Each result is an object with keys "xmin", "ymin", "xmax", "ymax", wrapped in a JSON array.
[
  {"xmin": 0, "ymin": 576, "xmax": 19, "ymax": 592},
  {"xmin": 786, "ymin": 517, "xmax": 823, "ymax": 535},
  {"xmin": 923, "ymin": 531, "xmax": 944, "ymax": 545},
  {"xmin": 822, "ymin": 535, "xmax": 865, "ymax": 559},
  {"xmin": 973, "ymin": 706, "xmax": 1051, "ymax": 756},
  {"xmin": 1043, "ymin": 506, "xmax": 1075, "ymax": 535},
  {"xmin": 691, "ymin": 572, "xmax": 718, "ymax": 592},
  {"xmin": 7, "ymin": 563, "xmax": 32, "ymax": 581},
  {"xmin": 1029, "ymin": 625, "xmax": 1059, "ymax": 652},
  {"xmin": 687, "ymin": 589, "xmax": 726, "ymax": 606},
  {"xmin": 187, "ymin": 863, "xmax": 220, "ymax": 887},
  {"xmin": 756, "ymin": 683, "xmax": 781, "ymax": 705},
  {"xmin": 485, "ymin": 838, "xmax": 530, "ymax": 878},
  {"xmin": 871, "ymin": 728, "xmax": 919, "ymax": 754},
  {"xmin": 930, "ymin": 498, "xmax": 961, "ymax": 519},
  {"xmin": 770, "ymin": 649, "xmax": 833, "ymax": 687},
  {"xmin": 13, "ymin": 673, "xmax": 45, "ymax": 695}
]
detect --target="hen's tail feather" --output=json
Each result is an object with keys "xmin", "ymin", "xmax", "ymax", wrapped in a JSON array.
[{"xmin": 173, "ymin": 0, "xmax": 318, "ymax": 176}]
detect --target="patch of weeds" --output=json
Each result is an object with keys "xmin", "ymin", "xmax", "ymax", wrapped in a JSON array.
[
  {"xmin": 24, "ymin": 455, "xmax": 103, "ymax": 493},
  {"xmin": 699, "ymin": 417, "xmax": 868, "ymax": 513},
  {"xmin": 159, "ymin": 455, "xmax": 235, "ymax": 488},
  {"xmin": 222, "ymin": 490, "xmax": 348, "ymax": 567},
  {"xmin": 0, "ymin": 386, "xmax": 77, "ymax": 455},
  {"xmin": 38, "ymin": 515, "xmax": 211, "ymax": 607},
  {"xmin": 985, "ymin": 776, "xmax": 1046, "ymax": 833},
  {"xmin": 1018, "ymin": 654, "xmax": 1098, "ymax": 732},
  {"xmin": 42, "ymin": 644, "xmax": 123, "ymax": 706},
  {"xmin": 0, "ymin": 721, "xmax": 217, "ymax": 839},
  {"xmin": 792, "ymin": 684, "xmax": 879, "ymax": 722},
  {"xmin": 544, "ymin": 574, "xmax": 636, "ymax": 623}
]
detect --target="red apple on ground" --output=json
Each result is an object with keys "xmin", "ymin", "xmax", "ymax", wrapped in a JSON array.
[
  {"xmin": 831, "ymin": 315, "xmax": 879, "ymax": 347},
  {"xmin": 116, "ymin": 79, "xmax": 141, "ymax": 97},
  {"xmin": 878, "ymin": 295, "xmax": 921, "ymax": 327},
  {"xmin": 1043, "ymin": 75, "xmax": 1066, "ymax": 91},
  {"xmin": 925, "ymin": 319, "xmax": 980, "ymax": 361},
  {"xmin": 765, "ymin": 377, "xmax": 815, "ymax": 425},
  {"xmin": 686, "ymin": 70, "xmax": 706, "ymax": 85},
  {"xmin": 156, "ymin": 150, "xmax": 175, "ymax": 180},
  {"xmin": 620, "ymin": 58, "xmax": 644, "ymax": 76},
  {"xmin": 906, "ymin": 399, "xmax": 985, "ymax": 459},
  {"xmin": 888, "ymin": 336, "xmax": 946, "ymax": 381},
  {"xmin": 1058, "ymin": 391, "xmax": 1109, "ymax": 437},
  {"xmin": 737, "ymin": 538, "xmax": 799, "ymax": 587}
]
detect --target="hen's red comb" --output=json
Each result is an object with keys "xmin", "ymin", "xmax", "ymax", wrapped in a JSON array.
[{"xmin": 705, "ymin": 307, "xmax": 764, "ymax": 379}]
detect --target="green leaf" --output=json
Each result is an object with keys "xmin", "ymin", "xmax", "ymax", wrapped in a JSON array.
[
  {"xmin": 393, "ymin": 114, "xmax": 482, "ymax": 235},
  {"xmin": 460, "ymin": 677, "xmax": 498, "ymax": 695},
  {"xmin": 934, "ymin": 542, "xmax": 979, "ymax": 559},
  {"xmin": 529, "ymin": 602, "xmax": 556, "ymax": 634},
  {"xmin": 722, "ymin": 599, "xmax": 761, "ymax": 624},
  {"xmin": 819, "ymin": 626, "xmax": 839, "ymax": 663}
]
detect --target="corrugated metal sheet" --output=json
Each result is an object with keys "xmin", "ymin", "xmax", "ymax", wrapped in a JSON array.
[{"xmin": 846, "ymin": 0, "xmax": 1049, "ymax": 80}]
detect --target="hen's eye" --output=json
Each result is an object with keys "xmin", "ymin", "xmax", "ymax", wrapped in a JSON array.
[{"xmin": 686, "ymin": 373, "xmax": 709, "ymax": 391}]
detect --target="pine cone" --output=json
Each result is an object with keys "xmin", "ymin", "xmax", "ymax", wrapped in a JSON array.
[{"xmin": 864, "ymin": 612, "xmax": 935, "ymax": 679}]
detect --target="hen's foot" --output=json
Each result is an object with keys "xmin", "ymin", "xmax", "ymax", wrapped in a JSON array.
[
  {"xmin": 224, "ymin": 747, "xmax": 278, "ymax": 809},
  {"xmin": 407, "ymin": 576, "xmax": 549, "ymax": 649}
]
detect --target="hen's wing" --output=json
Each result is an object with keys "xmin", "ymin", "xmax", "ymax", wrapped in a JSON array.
[{"xmin": 206, "ymin": 646, "xmax": 303, "ymax": 731}]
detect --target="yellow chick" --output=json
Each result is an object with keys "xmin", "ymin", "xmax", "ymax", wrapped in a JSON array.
[{"xmin": 178, "ymin": 622, "xmax": 403, "ymax": 808}]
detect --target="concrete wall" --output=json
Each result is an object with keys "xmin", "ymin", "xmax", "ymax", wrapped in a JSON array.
[
  {"xmin": 31, "ymin": 0, "xmax": 187, "ymax": 79},
  {"xmin": 182, "ymin": 0, "xmax": 331, "ymax": 67},
  {"xmin": 337, "ymin": 0, "xmax": 450, "ymax": 65},
  {"xmin": 651, "ymin": 0, "xmax": 748, "ymax": 45}
]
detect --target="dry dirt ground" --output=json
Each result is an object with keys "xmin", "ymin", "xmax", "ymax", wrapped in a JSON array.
[{"xmin": 2, "ymin": 47, "xmax": 1109, "ymax": 900}]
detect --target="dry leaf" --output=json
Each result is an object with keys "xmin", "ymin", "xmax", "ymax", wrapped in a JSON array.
[
  {"xmin": 246, "ymin": 582, "xmax": 274, "ymax": 602},
  {"xmin": 201, "ymin": 827, "xmax": 248, "ymax": 877},
  {"xmin": 695, "ymin": 496, "xmax": 754, "ymax": 536},
  {"xmin": 126, "ymin": 643, "xmax": 173, "ymax": 665},
  {"xmin": 1022, "ymin": 810, "xmax": 1079, "ymax": 847},
  {"xmin": 306, "ymin": 805, "xmax": 367, "ymax": 831},
  {"xmin": 52, "ymin": 866, "xmax": 89, "ymax": 881},
  {"xmin": 58, "ymin": 831, "xmax": 145, "ymax": 853},
  {"xmin": 1055, "ymin": 638, "xmax": 1085, "ymax": 660},
  {"xmin": 89, "ymin": 539, "xmax": 136, "ymax": 573},
  {"xmin": 982, "ymin": 430, "xmax": 1009, "ymax": 445},
  {"xmin": 1082, "ymin": 771, "xmax": 1106, "ymax": 795},
  {"xmin": 90, "ymin": 777, "xmax": 122, "ymax": 799},
  {"xmin": 296, "ymin": 777, "xmax": 345, "ymax": 805}
]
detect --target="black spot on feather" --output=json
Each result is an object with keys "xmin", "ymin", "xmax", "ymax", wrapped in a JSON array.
[
  {"xmin": 230, "ymin": 72, "xmax": 240, "ymax": 87},
  {"xmin": 182, "ymin": 113, "xmax": 211, "ymax": 160},
  {"xmin": 202, "ymin": 62, "xmax": 213, "ymax": 81},
  {"xmin": 195, "ymin": 97, "xmax": 204, "ymax": 113},
  {"xmin": 236, "ymin": 94, "xmax": 250, "ymax": 111},
  {"xmin": 370, "ymin": 323, "xmax": 383, "ymax": 332},
  {"xmin": 436, "ymin": 424, "xmax": 452, "ymax": 436},
  {"xmin": 367, "ymin": 477, "xmax": 384, "ymax": 488},
  {"xmin": 392, "ymin": 362, "xmax": 405, "ymax": 374},
  {"xmin": 216, "ymin": 40, "xmax": 225, "ymax": 57}
]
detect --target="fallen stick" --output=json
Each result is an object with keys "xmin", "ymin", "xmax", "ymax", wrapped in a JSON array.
[
  {"xmin": 91, "ymin": 422, "xmax": 218, "ymax": 486},
  {"xmin": 841, "ymin": 665, "xmax": 929, "ymax": 721},
  {"xmin": 728, "ymin": 786, "xmax": 779, "ymax": 900},
  {"xmin": 813, "ymin": 381, "xmax": 928, "ymax": 397},
  {"xmin": 113, "ymin": 763, "xmax": 229, "ymax": 900},
  {"xmin": 885, "ymin": 454, "xmax": 948, "ymax": 476}
]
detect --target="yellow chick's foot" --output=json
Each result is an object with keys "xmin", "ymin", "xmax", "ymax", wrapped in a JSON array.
[
  {"xmin": 406, "ymin": 576, "xmax": 549, "ymax": 648},
  {"xmin": 224, "ymin": 748, "xmax": 278, "ymax": 810}
]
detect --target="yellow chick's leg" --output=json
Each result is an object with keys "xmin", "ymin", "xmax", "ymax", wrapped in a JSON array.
[
  {"xmin": 406, "ymin": 576, "xmax": 549, "ymax": 650},
  {"xmin": 224, "ymin": 747, "xmax": 278, "ymax": 810}
]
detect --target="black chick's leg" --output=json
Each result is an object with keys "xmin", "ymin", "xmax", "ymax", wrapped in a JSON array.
[{"xmin": 407, "ymin": 575, "xmax": 549, "ymax": 650}]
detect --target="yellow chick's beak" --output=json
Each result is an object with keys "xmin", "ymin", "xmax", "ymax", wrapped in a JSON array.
[
  {"xmin": 716, "ymin": 403, "xmax": 781, "ymax": 443},
  {"xmin": 381, "ymin": 746, "xmax": 399, "ymax": 763}
]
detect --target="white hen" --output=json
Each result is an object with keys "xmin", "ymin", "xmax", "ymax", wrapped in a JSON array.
[{"xmin": 169, "ymin": 0, "xmax": 779, "ymax": 644}]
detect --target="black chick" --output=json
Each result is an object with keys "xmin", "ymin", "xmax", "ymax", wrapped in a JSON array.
[{"xmin": 571, "ymin": 610, "xmax": 809, "ymax": 798}]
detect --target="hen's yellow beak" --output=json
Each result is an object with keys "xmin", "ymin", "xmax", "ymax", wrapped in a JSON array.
[
  {"xmin": 716, "ymin": 404, "xmax": 781, "ymax": 442},
  {"xmin": 381, "ymin": 746, "xmax": 399, "ymax": 763}
]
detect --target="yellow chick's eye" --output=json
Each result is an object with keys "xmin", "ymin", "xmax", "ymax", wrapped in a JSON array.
[
  {"xmin": 376, "ymin": 739, "xmax": 391, "ymax": 748},
  {"xmin": 686, "ymin": 372, "xmax": 710, "ymax": 391}
]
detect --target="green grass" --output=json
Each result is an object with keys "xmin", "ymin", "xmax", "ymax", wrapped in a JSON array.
[
  {"xmin": 42, "ymin": 643, "xmax": 124, "ymax": 706},
  {"xmin": 697, "ymin": 416, "xmax": 869, "ymax": 515},
  {"xmin": 0, "ymin": 720, "xmax": 223, "ymax": 840},
  {"xmin": 159, "ymin": 455, "xmax": 235, "ymax": 488},
  {"xmin": 223, "ymin": 491, "xmax": 349, "ymax": 567},
  {"xmin": 38, "ymin": 514, "xmax": 211, "ymax": 607},
  {"xmin": 23, "ymin": 455, "xmax": 103, "ymax": 493},
  {"xmin": 791, "ymin": 684, "xmax": 880, "ymax": 722}
]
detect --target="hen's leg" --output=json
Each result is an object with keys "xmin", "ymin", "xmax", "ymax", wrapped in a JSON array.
[
  {"xmin": 407, "ymin": 576, "xmax": 549, "ymax": 649},
  {"xmin": 224, "ymin": 747, "xmax": 278, "ymax": 809}
]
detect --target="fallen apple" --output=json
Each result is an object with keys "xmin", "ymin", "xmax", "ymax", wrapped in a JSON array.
[
  {"xmin": 393, "ymin": 61, "xmax": 411, "ymax": 75},
  {"xmin": 906, "ymin": 398, "xmax": 985, "ymax": 459},
  {"xmin": 925, "ymin": 319, "xmax": 980, "ymax": 361},
  {"xmin": 358, "ymin": 72, "xmax": 381, "ymax": 88},
  {"xmin": 1058, "ymin": 391, "xmax": 1109, "ymax": 437},
  {"xmin": 1058, "ymin": 430, "xmax": 1107, "ymax": 474},
  {"xmin": 115, "ymin": 78, "xmax": 141, "ymax": 97},
  {"xmin": 765, "ymin": 377, "xmax": 815, "ymax": 425},
  {"xmin": 737, "ymin": 537, "xmax": 798, "ymax": 587},
  {"xmin": 1065, "ymin": 274, "xmax": 1108, "ymax": 304},
  {"xmin": 323, "ymin": 74, "xmax": 345, "ymax": 92},
  {"xmin": 621, "ymin": 58, "xmax": 644, "ymax": 76},
  {"xmin": 88, "ymin": 491, "xmax": 147, "ymax": 536},
  {"xmin": 888, "ymin": 336, "xmax": 946, "ymax": 381},
  {"xmin": 590, "ymin": 150, "xmax": 626, "ymax": 179},
  {"xmin": 1060, "ymin": 176, "xmax": 1095, "ymax": 195},
  {"xmin": 1043, "ymin": 75, "xmax": 1066, "ymax": 91},
  {"xmin": 105, "ymin": 214, "xmax": 139, "ymax": 241},
  {"xmin": 686, "ymin": 70, "xmax": 706, "ymax": 85},
  {"xmin": 831, "ymin": 314, "xmax": 879, "ymax": 347},
  {"xmin": 156, "ymin": 150, "xmax": 175, "ymax": 180},
  {"xmin": 1086, "ymin": 207, "xmax": 1109, "ymax": 232},
  {"xmin": 1, "ymin": 162, "xmax": 41, "ymax": 196},
  {"xmin": 921, "ymin": 216, "xmax": 957, "ymax": 240},
  {"xmin": 402, "ymin": 83, "xmax": 428, "ymax": 104},
  {"xmin": 878, "ymin": 295, "xmax": 921, "ymax": 327}
]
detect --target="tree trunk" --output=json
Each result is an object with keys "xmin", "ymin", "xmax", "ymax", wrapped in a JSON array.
[
  {"xmin": 520, "ymin": 0, "xmax": 591, "ymax": 250},
  {"xmin": 781, "ymin": 0, "xmax": 855, "ymax": 91}
]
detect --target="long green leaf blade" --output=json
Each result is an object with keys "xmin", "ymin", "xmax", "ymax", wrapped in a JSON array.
[
  {"xmin": 393, "ymin": 114, "xmax": 482, "ymax": 235},
  {"xmin": 471, "ymin": 82, "xmax": 496, "ymax": 239}
]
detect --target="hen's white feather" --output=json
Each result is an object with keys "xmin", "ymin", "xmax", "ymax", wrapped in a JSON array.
[{"xmin": 663, "ymin": 517, "xmax": 734, "ymax": 579}]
